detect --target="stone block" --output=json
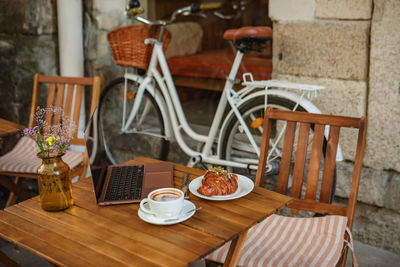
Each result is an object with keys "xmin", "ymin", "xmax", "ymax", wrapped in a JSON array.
[
  {"xmin": 274, "ymin": 74, "xmax": 367, "ymax": 161},
  {"xmin": 92, "ymin": 54, "xmax": 113, "ymax": 70},
  {"xmin": 273, "ymin": 21, "xmax": 370, "ymax": 81},
  {"xmin": 0, "ymin": 34, "xmax": 57, "ymax": 125},
  {"xmin": 166, "ymin": 22, "xmax": 203, "ymax": 59},
  {"xmin": 23, "ymin": 0, "xmax": 57, "ymax": 35},
  {"xmin": 0, "ymin": 0, "xmax": 56, "ymax": 35},
  {"xmin": 30, "ymin": 36, "xmax": 58, "ymax": 74},
  {"xmin": 348, "ymin": 200, "xmax": 400, "ymax": 255},
  {"xmin": 0, "ymin": 40, "xmax": 13, "ymax": 54},
  {"xmin": 364, "ymin": 0, "xmax": 400, "ymax": 172},
  {"xmin": 385, "ymin": 172, "xmax": 400, "ymax": 212},
  {"xmin": 95, "ymin": 12, "xmax": 125, "ymax": 30},
  {"xmin": 316, "ymin": 0, "xmax": 372, "ymax": 20},
  {"xmin": 0, "ymin": 0, "xmax": 26, "ymax": 33},
  {"xmin": 336, "ymin": 162, "xmax": 389, "ymax": 207},
  {"xmin": 96, "ymin": 32, "xmax": 110, "ymax": 58},
  {"xmin": 93, "ymin": 0, "xmax": 125, "ymax": 13},
  {"xmin": 269, "ymin": 0, "xmax": 314, "ymax": 21}
]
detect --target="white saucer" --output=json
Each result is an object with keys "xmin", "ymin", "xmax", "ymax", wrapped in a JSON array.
[{"xmin": 138, "ymin": 200, "xmax": 196, "ymax": 225}]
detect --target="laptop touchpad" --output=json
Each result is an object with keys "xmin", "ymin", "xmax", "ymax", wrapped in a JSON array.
[{"xmin": 143, "ymin": 172, "xmax": 173, "ymax": 190}]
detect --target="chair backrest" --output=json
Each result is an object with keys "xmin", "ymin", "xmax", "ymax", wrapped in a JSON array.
[
  {"xmin": 255, "ymin": 107, "xmax": 367, "ymax": 230},
  {"xmin": 29, "ymin": 73, "xmax": 100, "ymax": 147}
]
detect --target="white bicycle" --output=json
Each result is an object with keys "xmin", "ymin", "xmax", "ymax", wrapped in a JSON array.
[{"xmin": 98, "ymin": 2, "xmax": 343, "ymax": 187}]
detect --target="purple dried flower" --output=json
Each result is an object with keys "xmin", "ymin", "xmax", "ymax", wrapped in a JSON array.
[{"xmin": 25, "ymin": 106, "xmax": 77, "ymax": 157}]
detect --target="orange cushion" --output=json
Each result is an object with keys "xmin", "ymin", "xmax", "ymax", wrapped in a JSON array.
[
  {"xmin": 207, "ymin": 214, "xmax": 348, "ymax": 267},
  {"xmin": 167, "ymin": 48, "xmax": 272, "ymax": 81}
]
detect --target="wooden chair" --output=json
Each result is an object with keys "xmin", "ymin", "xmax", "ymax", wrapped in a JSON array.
[
  {"xmin": 0, "ymin": 73, "xmax": 100, "ymax": 207},
  {"xmin": 207, "ymin": 107, "xmax": 366, "ymax": 266}
]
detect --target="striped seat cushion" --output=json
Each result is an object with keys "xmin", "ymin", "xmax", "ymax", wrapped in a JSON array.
[
  {"xmin": 207, "ymin": 214, "xmax": 348, "ymax": 267},
  {"xmin": 0, "ymin": 137, "xmax": 83, "ymax": 174}
]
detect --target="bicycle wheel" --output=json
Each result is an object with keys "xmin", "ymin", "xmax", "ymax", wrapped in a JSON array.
[
  {"xmin": 99, "ymin": 78, "xmax": 169, "ymax": 164},
  {"xmin": 220, "ymin": 95, "xmax": 336, "ymax": 202}
]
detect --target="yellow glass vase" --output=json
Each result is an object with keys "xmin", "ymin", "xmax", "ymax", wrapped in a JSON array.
[{"xmin": 37, "ymin": 153, "xmax": 74, "ymax": 211}]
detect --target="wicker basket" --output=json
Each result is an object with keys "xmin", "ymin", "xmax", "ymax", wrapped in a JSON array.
[{"xmin": 107, "ymin": 24, "xmax": 171, "ymax": 70}]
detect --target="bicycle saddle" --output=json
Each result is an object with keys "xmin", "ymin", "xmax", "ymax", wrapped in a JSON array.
[
  {"xmin": 223, "ymin": 26, "xmax": 272, "ymax": 42},
  {"xmin": 223, "ymin": 26, "xmax": 272, "ymax": 53}
]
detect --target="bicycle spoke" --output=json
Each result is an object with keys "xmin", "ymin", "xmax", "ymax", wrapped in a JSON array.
[
  {"xmin": 136, "ymin": 99, "xmax": 152, "ymax": 127},
  {"xmin": 123, "ymin": 129, "xmax": 168, "ymax": 139}
]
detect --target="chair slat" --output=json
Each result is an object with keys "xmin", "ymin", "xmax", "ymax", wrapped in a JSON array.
[
  {"xmin": 277, "ymin": 121, "xmax": 296, "ymax": 195},
  {"xmin": 46, "ymin": 83, "xmax": 56, "ymax": 108},
  {"xmin": 254, "ymin": 108, "xmax": 273, "ymax": 187},
  {"xmin": 29, "ymin": 74, "xmax": 41, "ymax": 128},
  {"xmin": 72, "ymin": 85, "xmax": 84, "ymax": 140},
  {"xmin": 90, "ymin": 77, "xmax": 101, "ymax": 116},
  {"xmin": 53, "ymin": 83, "xmax": 65, "ymax": 126},
  {"xmin": 63, "ymin": 84, "xmax": 74, "ymax": 123},
  {"xmin": 43, "ymin": 83, "xmax": 56, "ymax": 129},
  {"xmin": 320, "ymin": 125, "xmax": 340, "ymax": 203},
  {"xmin": 37, "ymin": 74, "xmax": 94, "ymax": 85},
  {"xmin": 287, "ymin": 199, "xmax": 347, "ymax": 216},
  {"xmin": 268, "ymin": 108, "xmax": 362, "ymax": 128},
  {"xmin": 305, "ymin": 124, "xmax": 325, "ymax": 201},
  {"xmin": 290, "ymin": 122, "xmax": 310, "ymax": 198}
]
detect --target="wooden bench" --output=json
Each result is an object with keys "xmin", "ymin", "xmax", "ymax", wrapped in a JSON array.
[{"xmin": 167, "ymin": 47, "xmax": 272, "ymax": 91}]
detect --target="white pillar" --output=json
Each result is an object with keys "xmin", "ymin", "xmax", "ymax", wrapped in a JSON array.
[
  {"xmin": 57, "ymin": 0, "xmax": 85, "ymax": 137},
  {"xmin": 57, "ymin": 0, "xmax": 84, "ymax": 76}
]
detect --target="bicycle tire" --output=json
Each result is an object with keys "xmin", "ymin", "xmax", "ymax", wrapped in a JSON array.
[
  {"xmin": 98, "ymin": 77, "xmax": 169, "ymax": 164},
  {"xmin": 220, "ymin": 95, "xmax": 336, "ymax": 202}
]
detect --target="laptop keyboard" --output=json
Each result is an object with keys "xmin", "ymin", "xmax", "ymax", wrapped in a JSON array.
[{"xmin": 104, "ymin": 165, "xmax": 144, "ymax": 201}]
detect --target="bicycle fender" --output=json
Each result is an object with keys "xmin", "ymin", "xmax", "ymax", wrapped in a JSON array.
[
  {"xmin": 124, "ymin": 73, "xmax": 172, "ymax": 139},
  {"xmin": 218, "ymin": 90, "xmax": 343, "ymax": 161}
]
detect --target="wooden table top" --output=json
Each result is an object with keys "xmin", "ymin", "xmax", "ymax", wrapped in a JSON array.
[
  {"xmin": 0, "ymin": 157, "xmax": 292, "ymax": 267},
  {"xmin": 0, "ymin": 118, "xmax": 24, "ymax": 138}
]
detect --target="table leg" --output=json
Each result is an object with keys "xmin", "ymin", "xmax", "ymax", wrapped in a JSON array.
[
  {"xmin": 5, "ymin": 177, "xmax": 21, "ymax": 207},
  {"xmin": 223, "ymin": 230, "xmax": 248, "ymax": 267},
  {"xmin": 0, "ymin": 250, "xmax": 19, "ymax": 267}
]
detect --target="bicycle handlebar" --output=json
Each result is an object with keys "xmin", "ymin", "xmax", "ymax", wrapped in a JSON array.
[
  {"xmin": 190, "ymin": 3, "xmax": 222, "ymax": 13},
  {"xmin": 126, "ymin": 2, "xmax": 222, "ymax": 26}
]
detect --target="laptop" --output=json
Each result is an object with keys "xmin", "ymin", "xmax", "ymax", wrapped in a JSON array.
[{"xmin": 84, "ymin": 108, "xmax": 174, "ymax": 206}]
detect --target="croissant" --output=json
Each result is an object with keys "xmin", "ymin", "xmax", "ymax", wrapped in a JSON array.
[{"xmin": 197, "ymin": 167, "xmax": 238, "ymax": 196}]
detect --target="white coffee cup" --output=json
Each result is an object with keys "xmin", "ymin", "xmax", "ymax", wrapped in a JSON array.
[{"xmin": 140, "ymin": 188, "xmax": 184, "ymax": 219}]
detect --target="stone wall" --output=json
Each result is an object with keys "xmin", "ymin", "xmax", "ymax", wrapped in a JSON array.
[
  {"xmin": 0, "ymin": 0, "xmax": 58, "ymax": 126},
  {"xmin": 83, "ymin": 0, "xmax": 129, "ymax": 85},
  {"xmin": 270, "ymin": 0, "xmax": 400, "ymax": 254}
]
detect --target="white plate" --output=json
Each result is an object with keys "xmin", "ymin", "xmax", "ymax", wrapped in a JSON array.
[
  {"xmin": 138, "ymin": 200, "xmax": 196, "ymax": 225},
  {"xmin": 189, "ymin": 174, "xmax": 254, "ymax": 201}
]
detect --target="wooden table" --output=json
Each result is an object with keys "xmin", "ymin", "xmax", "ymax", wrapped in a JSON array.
[
  {"xmin": 0, "ymin": 118, "xmax": 24, "ymax": 137},
  {"xmin": 0, "ymin": 118, "xmax": 24, "ymax": 148},
  {"xmin": 0, "ymin": 157, "xmax": 292, "ymax": 267}
]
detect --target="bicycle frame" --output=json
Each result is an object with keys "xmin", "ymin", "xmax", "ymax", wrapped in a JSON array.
[
  {"xmin": 124, "ymin": 39, "xmax": 248, "ymax": 168},
  {"xmin": 120, "ymin": 37, "xmax": 343, "ymax": 169}
]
